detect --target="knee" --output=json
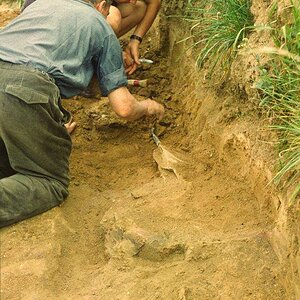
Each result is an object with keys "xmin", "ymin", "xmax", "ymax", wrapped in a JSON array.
[
  {"xmin": 107, "ymin": 6, "xmax": 122, "ymax": 35},
  {"xmin": 135, "ymin": 1, "xmax": 147, "ymax": 23}
]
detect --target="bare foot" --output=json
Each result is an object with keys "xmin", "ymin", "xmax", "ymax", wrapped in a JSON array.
[{"xmin": 64, "ymin": 120, "xmax": 77, "ymax": 135}]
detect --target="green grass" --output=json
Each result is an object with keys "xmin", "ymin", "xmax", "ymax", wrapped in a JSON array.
[
  {"xmin": 3, "ymin": 0, "xmax": 24, "ymax": 7},
  {"xmin": 255, "ymin": 1, "xmax": 300, "ymax": 205},
  {"xmin": 273, "ymin": 2, "xmax": 300, "ymax": 54},
  {"xmin": 182, "ymin": 0, "xmax": 254, "ymax": 76}
]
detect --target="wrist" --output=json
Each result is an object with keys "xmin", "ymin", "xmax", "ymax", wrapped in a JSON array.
[{"xmin": 130, "ymin": 34, "xmax": 143, "ymax": 43}]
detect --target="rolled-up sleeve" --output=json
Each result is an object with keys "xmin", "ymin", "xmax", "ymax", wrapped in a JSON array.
[{"xmin": 96, "ymin": 34, "xmax": 128, "ymax": 96}]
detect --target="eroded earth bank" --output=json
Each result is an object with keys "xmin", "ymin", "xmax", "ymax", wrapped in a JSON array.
[{"xmin": 1, "ymin": 1, "xmax": 299, "ymax": 299}]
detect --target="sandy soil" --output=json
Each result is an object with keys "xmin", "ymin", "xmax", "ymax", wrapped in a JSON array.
[{"xmin": 0, "ymin": 2, "xmax": 298, "ymax": 300}]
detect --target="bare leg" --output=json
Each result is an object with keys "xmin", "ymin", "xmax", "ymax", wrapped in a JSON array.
[
  {"xmin": 107, "ymin": 6, "xmax": 122, "ymax": 34},
  {"xmin": 115, "ymin": 1, "xmax": 147, "ymax": 37}
]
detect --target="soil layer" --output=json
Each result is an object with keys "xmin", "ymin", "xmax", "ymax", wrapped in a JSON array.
[{"xmin": 0, "ymin": 1, "xmax": 299, "ymax": 299}]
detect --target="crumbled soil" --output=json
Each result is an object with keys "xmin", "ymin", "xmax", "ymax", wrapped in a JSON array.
[{"xmin": 0, "ymin": 2, "xmax": 298, "ymax": 300}]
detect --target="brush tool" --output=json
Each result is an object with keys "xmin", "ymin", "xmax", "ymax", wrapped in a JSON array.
[{"xmin": 127, "ymin": 79, "xmax": 148, "ymax": 87}]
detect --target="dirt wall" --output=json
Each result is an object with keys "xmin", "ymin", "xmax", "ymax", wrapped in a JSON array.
[
  {"xmin": 0, "ymin": 1, "xmax": 299, "ymax": 299},
  {"xmin": 160, "ymin": 0, "xmax": 300, "ymax": 298}
]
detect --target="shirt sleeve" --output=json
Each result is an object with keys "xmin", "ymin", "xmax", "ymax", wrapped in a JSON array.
[{"xmin": 96, "ymin": 34, "xmax": 128, "ymax": 97}]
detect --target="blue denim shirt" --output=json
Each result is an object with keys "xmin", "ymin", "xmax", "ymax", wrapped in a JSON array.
[{"xmin": 0, "ymin": 0, "xmax": 127, "ymax": 97}]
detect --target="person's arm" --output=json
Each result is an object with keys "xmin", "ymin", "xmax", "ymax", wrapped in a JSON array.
[
  {"xmin": 95, "ymin": 29, "xmax": 164, "ymax": 121},
  {"xmin": 108, "ymin": 86, "xmax": 164, "ymax": 121},
  {"xmin": 126, "ymin": 0, "xmax": 161, "ymax": 71},
  {"xmin": 131, "ymin": 0, "xmax": 161, "ymax": 40}
]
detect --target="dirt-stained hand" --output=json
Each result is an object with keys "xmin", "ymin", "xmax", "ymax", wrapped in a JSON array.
[{"xmin": 144, "ymin": 99, "xmax": 164, "ymax": 121}]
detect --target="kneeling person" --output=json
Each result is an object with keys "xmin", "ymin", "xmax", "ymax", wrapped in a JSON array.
[{"xmin": 0, "ymin": 0, "xmax": 164, "ymax": 227}]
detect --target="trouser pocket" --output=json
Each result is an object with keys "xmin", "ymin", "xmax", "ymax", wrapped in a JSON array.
[{"xmin": 5, "ymin": 84, "xmax": 49, "ymax": 104}]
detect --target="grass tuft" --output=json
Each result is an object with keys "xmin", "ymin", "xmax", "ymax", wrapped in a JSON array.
[
  {"xmin": 183, "ymin": 0, "xmax": 254, "ymax": 76},
  {"xmin": 256, "ymin": 1, "xmax": 300, "ymax": 205}
]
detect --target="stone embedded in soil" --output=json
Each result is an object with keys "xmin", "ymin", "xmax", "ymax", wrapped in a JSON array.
[{"xmin": 102, "ymin": 214, "xmax": 186, "ymax": 261}]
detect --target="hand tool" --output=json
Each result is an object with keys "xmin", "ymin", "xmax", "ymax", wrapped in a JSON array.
[
  {"xmin": 127, "ymin": 79, "xmax": 148, "ymax": 87},
  {"xmin": 139, "ymin": 58, "xmax": 154, "ymax": 64}
]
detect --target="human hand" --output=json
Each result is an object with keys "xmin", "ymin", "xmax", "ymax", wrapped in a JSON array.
[
  {"xmin": 144, "ymin": 99, "xmax": 164, "ymax": 121},
  {"xmin": 122, "ymin": 51, "xmax": 135, "ymax": 74},
  {"xmin": 125, "ymin": 40, "xmax": 141, "ymax": 75},
  {"xmin": 64, "ymin": 117, "xmax": 77, "ymax": 135}
]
